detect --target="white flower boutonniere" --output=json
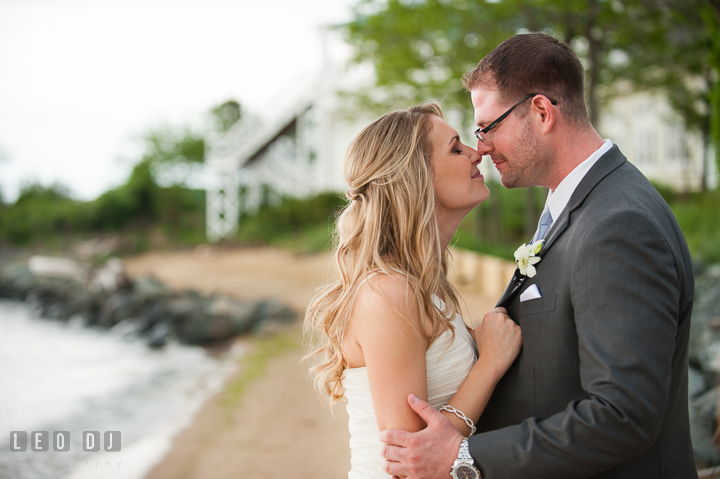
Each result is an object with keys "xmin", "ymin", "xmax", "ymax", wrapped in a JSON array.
[{"xmin": 514, "ymin": 241, "xmax": 543, "ymax": 278}]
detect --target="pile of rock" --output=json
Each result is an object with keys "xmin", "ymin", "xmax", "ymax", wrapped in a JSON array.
[
  {"xmin": 0, "ymin": 256, "xmax": 297, "ymax": 348},
  {"xmin": 689, "ymin": 263, "xmax": 720, "ymax": 468}
]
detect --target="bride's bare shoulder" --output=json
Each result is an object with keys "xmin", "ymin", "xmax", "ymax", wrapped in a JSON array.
[
  {"xmin": 356, "ymin": 271, "xmax": 417, "ymax": 311},
  {"xmin": 344, "ymin": 271, "xmax": 428, "ymax": 368},
  {"xmin": 350, "ymin": 272, "xmax": 426, "ymax": 336}
]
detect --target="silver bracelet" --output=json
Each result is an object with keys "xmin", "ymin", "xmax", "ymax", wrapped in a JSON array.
[{"xmin": 438, "ymin": 405, "xmax": 476, "ymax": 436}]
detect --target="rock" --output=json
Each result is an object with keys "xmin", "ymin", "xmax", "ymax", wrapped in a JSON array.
[
  {"xmin": 690, "ymin": 367, "xmax": 709, "ymax": 399},
  {"xmin": 166, "ymin": 296, "xmax": 204, "ymax": 319},
  {"xmin": 27, "ymin": 256, "xmax": 86, "ymax": 281},
  {"xmin": 693, "ymin": 387, "xmax": 719, "ymax": 426},
  {"xmin": 175, "ymin": 313, "xmax": 235, "ymax": 345},
  {"xmin": 146, "ymin": 322, "xmax": 170, "ymax": 349},
  {"xmin": 209, "ymin": 296, "xmax": 260, "ymax": 334},
  {"xmin": 691, "ymin": 266, "xmax": 720, "ymax": 371},
  {"xmin": 109, "ymin": 318, "xmax": 142, "ymax": 339},
  {"xmin": 64, "ymin": 288, "xmax": 100, "ymax": 323},
  {"xmin": 98, "ymin": 291, "xmax": 141, "ymax": 328},
  {"xmin": 88, "ymin": 258, "xmax": 131, "ymax": 293},
  {"xmin": 169, "ymin": 295, "xmax": 267, "ymax": 344},
  {"xmin": 132, "ymin": 276, "xmax": 171, "ymax": 299},
  {"xmin": 691, "ymin": 386, "xmax": 720, "ymax": 466},
  {"xmin": 74, "ymin": 235, "xmax": 131, "ymax": 261},
  {"xmin": 26, "ymin": 276, "xmax": 85, "ymax": 320},
  {"xmin": 253, "ymin": 299, "xmax": 297, "ymax": 335},
  {"xmin": 0, "ymin": 264, "xmax": 36, "ymax": 299},
  {"xmin": 0, "ymin": 255, "xmax": 299, "ymax": 348},
  {"xmin": 167, "ymin": 297, "xmax": 212, "ymax": 344},
  {"xmin": 134, "ymin": 300, "xmax": 171, "ymax": 334}
]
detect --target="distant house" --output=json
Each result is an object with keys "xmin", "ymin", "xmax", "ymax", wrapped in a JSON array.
[
  {"xmin": 204, "ymin": 74, "xmax": 372, "ymax": 242},
  {"xmin": 598, "ymin": 90, "xmax": 716, "ymax": 192}
]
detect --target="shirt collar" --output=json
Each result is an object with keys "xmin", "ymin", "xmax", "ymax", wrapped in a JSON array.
[{"xmin": 544, "ymin": 139, "xmax": 613, "ymax": 222}]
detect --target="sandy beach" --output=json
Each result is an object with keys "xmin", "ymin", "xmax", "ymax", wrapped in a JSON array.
[{"xmin": 123, "ymin": 246, "xmax": 497, "ymax": 479}]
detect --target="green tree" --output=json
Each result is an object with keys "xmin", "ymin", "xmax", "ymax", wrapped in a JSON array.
[
  {"xmin": 0, "ymin": 145, "xmax": 9, "ymax": 205},
  {"xmin": 91, "ymin": 160, "xmax": 161, "ymax": 230},
  {"xmin": 345, "ymin": 0, "xmax": 716, "ymax": 127},
  {"xmin": 140, "ymin": 127, "xmax": 205, "ymax": 166},
  {"xmin": 704, "ymin": 0, "xmax": 720, "ymax": 182},
  {"xmin": 344, "ymin": 0, "xmax": 720, "ymax": 242},
  {"xmin": 140, "ymin": 125, "xmax": 205, "ymax": 188},
  {"xmin": 345, "ymin": 0, "xmax": 507, "ymax": 122},
  {"xmin": 600, "ymin": 0, "xmax": 718, "ymax": 190},
  {"xmin": 140, "ymin": 99, "xmax": 242, "ymax": 188},
  {"xmin": 211, "ymin": 99, "xmax": 242, "ymax": 132},
  {"xmin": 0, "ymin": 183, "xmax": 91, "ymax": 243}
]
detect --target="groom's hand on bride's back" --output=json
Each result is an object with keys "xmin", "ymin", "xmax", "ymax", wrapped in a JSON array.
[{"xmin": 380, "ymin": 394, "xmax": 463, "ymax": 479}]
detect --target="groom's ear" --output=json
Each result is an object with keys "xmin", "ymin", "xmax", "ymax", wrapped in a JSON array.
[{"xmin": 531, "ymin": 96, "xmax": 555, "ymax": 134}]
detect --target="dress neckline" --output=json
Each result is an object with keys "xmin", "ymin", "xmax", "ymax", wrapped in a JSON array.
[{"xmin": 344, "ymin": 312, "xmax": 474, "ymax": 374}]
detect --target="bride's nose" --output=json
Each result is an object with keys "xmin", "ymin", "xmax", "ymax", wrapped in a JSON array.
[{"xmin": 467, "ymin": 145, "xmax": 482, "ymax": 164}]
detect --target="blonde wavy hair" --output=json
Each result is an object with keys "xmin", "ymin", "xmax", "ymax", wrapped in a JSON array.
[{"xmin": 303, "ymin": 102, "xmax": 462, "ymax": 405}]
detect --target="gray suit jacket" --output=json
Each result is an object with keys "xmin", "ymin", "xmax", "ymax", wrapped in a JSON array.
[{"xmin": 470, "ymin": 146, "xmax": 696, "ymax": 478}]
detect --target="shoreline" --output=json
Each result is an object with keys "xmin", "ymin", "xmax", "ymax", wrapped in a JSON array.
[
  {"xmin": 122, "ymin": 246, "xmax": 497, "ymax": 479},
  {"xmin": 142, "ymin": 329, "xmax": 352, "ymax": 479}
]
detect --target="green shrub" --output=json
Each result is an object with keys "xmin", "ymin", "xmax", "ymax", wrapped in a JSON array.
[
  {"xmin": 89, "ymin": 160, "xmax": 160, "ymax": 230},
  {"xmin": 666, "ymin": 189, "xmax": 720, "ymax": 264},
  {"xmin": 3, "ymin": 170, "xmax": 717, "ymax": 265},
  {"xmin": 453, "ymin": 183, "xmax": 546, "ymax": 258},
  {"xmin": 455, "ymin": 182, "xmax": 720, "ymax": 264},
  {"xmin": 0, "ymin": 183, "xmax": 93, "ymax": 244},
  {"xmin": 237, "ymin": 192, "xmax": 346, "ymax": 252},
  {"xmin": 0, "ymin": 164, "xmax": 207, "ymax": 248}
]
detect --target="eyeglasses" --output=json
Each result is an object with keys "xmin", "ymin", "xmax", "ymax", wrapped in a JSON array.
[{"xmin": 474, "ymin": 93, "xmax": 558, "ymax": 143}]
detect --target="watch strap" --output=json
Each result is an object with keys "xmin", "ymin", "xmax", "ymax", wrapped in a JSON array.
[
  {"xmin": 457, "ymin": 438, "xmax": 473, "ymax": 462},
  {"xmin": 451, "ymin": 438, "xmax": 482, "ymax": 479}
]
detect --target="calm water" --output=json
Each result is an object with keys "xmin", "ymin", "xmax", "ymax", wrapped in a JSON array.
[{"xmin": 0, "ymin": 300, "xmax": 237, "ymax": 479}]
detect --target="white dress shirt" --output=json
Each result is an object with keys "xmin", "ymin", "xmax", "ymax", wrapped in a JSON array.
[{"xmin": 540, "ymin": 139, "xmax": 614, "ymax": 228}]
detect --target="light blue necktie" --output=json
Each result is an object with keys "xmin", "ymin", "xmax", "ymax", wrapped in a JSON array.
[{"xmin": 532, "ymin": 208, "xmax": 553, "ymax": 244}]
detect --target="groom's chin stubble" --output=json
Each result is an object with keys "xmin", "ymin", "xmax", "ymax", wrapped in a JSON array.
[{"xmin": 496, "ymin": 167, "xmax": 518, "ymax": 189}]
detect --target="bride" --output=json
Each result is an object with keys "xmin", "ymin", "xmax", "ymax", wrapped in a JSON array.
[{"xmin": 304, "ymin": 103, "xmax": 522, "ymax": 478}]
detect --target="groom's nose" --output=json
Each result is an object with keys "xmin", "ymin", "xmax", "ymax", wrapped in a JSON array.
[{"xmin": 476, "ymin": 138, "xmax": 494, "ymax": 155}]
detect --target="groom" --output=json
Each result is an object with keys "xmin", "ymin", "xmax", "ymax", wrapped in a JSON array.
[{"xmin": 380, "ymin": 33, "xmax": 696, "ymax": 478}]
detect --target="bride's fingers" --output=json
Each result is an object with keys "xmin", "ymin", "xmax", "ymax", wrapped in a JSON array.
[{"xmin": 485, "ymin": 306, "xmax": 507, "ymax": 317}]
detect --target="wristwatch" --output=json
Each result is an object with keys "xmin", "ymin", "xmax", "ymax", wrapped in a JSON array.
[{"xmin": 450, "ymin": 438, "xmax": 482, "ymax": 479}]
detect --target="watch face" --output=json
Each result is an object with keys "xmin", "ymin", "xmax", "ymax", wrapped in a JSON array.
[{"xmin": 453, "ymin": 465, "xmax": 479, "ymax": 479}]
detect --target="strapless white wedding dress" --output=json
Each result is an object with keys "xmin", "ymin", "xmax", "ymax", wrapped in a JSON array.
[{"xmin": 342, "ymin": 296, "xmax": 478, "ymax": 478}]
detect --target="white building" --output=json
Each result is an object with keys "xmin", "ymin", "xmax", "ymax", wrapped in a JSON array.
[
  {"xmin": 598, "ymin": 90, "xmax": 716, "ymax": 192},
  {"xmin": 204, "ymin": 34, "xmax": 374, "ymax": 242}
]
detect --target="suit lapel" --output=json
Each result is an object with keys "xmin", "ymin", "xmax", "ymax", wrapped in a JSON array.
[
  {"xmin": 533, "ymin": 145, "xmax": 626, "ymax": 256},
  {"xmin": 495, "ymin": 146, "xmax": 627, "ymax": 307},
  {"xmin": 496, "ymin": 269, "xmax": 525, "ymax": 307}
]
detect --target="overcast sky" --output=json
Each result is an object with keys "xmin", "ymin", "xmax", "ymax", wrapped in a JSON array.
[{"xmin": 0, "ymin": 0, "xmax": 357, "ymax": 202}]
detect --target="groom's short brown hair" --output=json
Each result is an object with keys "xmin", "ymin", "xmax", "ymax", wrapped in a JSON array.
[{"xmin": 462, "ymin": 33, "xmax": 589, "ymax": 127}]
